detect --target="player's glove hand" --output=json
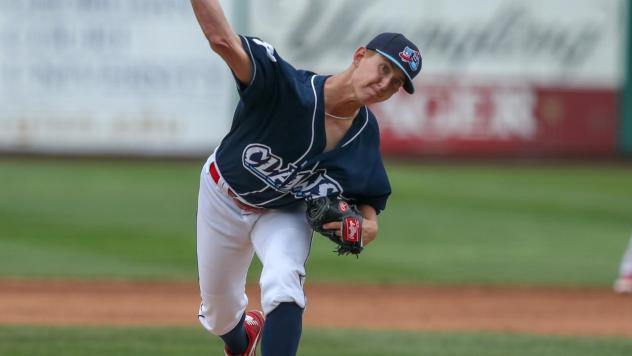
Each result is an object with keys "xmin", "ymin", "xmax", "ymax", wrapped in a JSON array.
[{"xmin": 305, "ymin": 197, "xmax": 363, "ymax": 256}]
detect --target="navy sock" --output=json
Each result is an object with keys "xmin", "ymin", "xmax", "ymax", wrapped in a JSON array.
[
  {"xmin": 220, "ymin": 313, "xmax": 248, "ymax": 354},
  {"xmin": 261, "ymin": 302, "xmax": 304, "ymax": 356}
]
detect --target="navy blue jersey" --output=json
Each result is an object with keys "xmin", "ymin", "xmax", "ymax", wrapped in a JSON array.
[{"xmin": 215, "ymin": 36, "xmax": 391, "ymax": 212}]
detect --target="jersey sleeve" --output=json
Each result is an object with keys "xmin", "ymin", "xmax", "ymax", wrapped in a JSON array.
[
  {"xmin": 352, "ymin": 155, "xmax": 391, "ymax": 214},
  {"xmin": 234, "ymin": 35, "xmax": 282, "ymax": 104}
]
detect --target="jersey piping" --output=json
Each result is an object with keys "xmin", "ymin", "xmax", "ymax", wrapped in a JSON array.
[
  {"xmin": 341, "ymin": 106, "xmax": 369, "ymax": 148},
  {"xmin": 234, "ymin": 74, "xmax": 320, "ymax": 202},
  {"xmin": 293, "ymin": 75, "xmax": 319, "ymax": 164},
  {"xmin": 240, "ymin": 35, "xmax": 257, "ymax": 89}
]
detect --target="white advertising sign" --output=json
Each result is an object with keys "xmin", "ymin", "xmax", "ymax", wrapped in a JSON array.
[
  {"xmin": 251, "ymin": 0, "xmax": 626, "ymax": 87},
  {"xmin": 0, "ymin": 0, "xmax": 233, "ymax": 155},
  {"xmin": 0, "ymin": 0, "xmax": 626, "ymax": 156}
]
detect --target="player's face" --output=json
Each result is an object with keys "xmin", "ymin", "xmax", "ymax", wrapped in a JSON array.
[{"xmin": 352, "ymin": 49, "xmax": 406, "ymax": 104}]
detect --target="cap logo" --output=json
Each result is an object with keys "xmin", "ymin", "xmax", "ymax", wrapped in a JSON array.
[{"xmin": 399, "ymin": 46, "xmax": 420, "ymax": 72}]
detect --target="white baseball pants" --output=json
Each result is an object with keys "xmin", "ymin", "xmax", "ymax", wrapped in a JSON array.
[{"xmin": 196, "ymin": 155, "xmax": 312, "ymax": 335}]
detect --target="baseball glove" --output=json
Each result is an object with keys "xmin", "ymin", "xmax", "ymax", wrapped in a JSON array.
[{"xmin": 305, "ymin": 197, "xmax": 363, "ymax": 256}]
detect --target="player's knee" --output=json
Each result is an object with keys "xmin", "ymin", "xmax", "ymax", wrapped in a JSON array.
[
  {"xmin": 197, "ymin": 293, "xmax": 247, "ymax": 335},
  {"xmin": 259, "ymin": 263, "xmax": 306, "ymax": 315}
]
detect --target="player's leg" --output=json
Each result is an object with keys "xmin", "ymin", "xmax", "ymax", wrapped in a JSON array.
[
  {"xmin": 196, "ymin": 162, "xmax": 258, "ymax": 352},
  {"xmin": 250, "ymin": 204, "xmax": 313, "ymax": 356}
]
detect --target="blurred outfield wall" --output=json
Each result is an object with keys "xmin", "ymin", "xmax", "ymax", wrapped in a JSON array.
[
  {"xmin": 249, "ymin": 0, "xmax": 628, "ymax": 158},
  {"xmin": 0, "ymin": 0, "xmax": 629, "ymax": 158},
  {"xmin": 0, "ymin": 0, "xmax": 234, "ymax": 157}
]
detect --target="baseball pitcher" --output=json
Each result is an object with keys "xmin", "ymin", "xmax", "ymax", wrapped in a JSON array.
[{"xmin": 190, "ymin": 1, "xmax": 422, "ymax": 355}]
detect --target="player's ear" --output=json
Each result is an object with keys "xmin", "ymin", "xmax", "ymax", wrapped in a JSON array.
[{"xmin": 352, "ymin": 47, "xmax": 367, "ymax": 67}]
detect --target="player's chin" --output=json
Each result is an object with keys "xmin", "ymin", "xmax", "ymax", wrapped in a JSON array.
[
  {"xmin": 359, "ymin": 92, "xmax": 387, "ymax": 105},
  {"xmin": 362, "ymin": 94, "xmax": 390, "ymax": 105},
  {"xmin": 368, "ymin": 88, "xmax": 399, "ymax": 104}
]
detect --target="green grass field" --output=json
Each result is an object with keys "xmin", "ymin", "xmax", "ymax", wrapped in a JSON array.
[
  {"xmin": 1, "ymin": 326, "xmax": 631, "ymax": 356},
  {"xmin": 1, "ymin": 158, "xmax": 631, "ymax": 286},
  {"xmin": 2, "ymin": 157, "xmax": 632, "ymax": 355}
]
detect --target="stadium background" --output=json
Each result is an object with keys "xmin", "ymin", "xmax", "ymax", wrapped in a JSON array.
[{"xmin": 1, "ymin": 0, "xmax": 632, "ymax": 355}]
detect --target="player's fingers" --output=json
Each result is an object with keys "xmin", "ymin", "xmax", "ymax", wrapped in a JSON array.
[{"xmin": 322, "ymin": 221, "xmax": 341, "ymax": 234}]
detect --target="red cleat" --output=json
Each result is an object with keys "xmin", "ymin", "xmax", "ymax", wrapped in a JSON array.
[{"xmin": 224, "ymin": 310, "xmax": 265, "ymax": 356}]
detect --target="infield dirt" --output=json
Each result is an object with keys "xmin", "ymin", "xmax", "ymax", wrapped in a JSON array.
[{"xmin": 1, "ymin": 279, "xmax": 631, "ymax": 337}]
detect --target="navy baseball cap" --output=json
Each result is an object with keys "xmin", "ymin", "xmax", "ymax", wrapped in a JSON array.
[{"xmin": 366, "ymin": 32, "xmax": 422, "ymax": 94}]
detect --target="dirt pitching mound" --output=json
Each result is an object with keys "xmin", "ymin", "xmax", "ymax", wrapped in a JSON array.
[{"xmin": 1, "ymin": 279, "xmax": 631, "ymax": 337}]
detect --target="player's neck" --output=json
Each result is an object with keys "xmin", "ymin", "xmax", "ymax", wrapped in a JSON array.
[{"xmin": 324, "ymin": 73, "xmax": 362, "ymax": 120}]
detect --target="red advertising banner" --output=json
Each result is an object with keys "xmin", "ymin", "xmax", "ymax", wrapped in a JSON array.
[{"xmin": 373, "ymin": 83, "xmax": 618, "ymax": 158}]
